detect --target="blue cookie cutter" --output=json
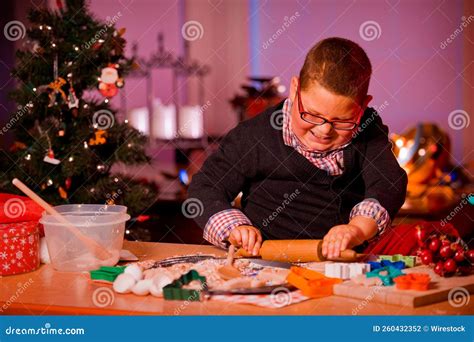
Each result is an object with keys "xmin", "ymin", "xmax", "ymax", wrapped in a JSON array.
[
  {"xmin": 368, "ymin": 260, "xmax": 406, "ymax": 271},
  {"xmin": 366, "ymin": 266, "xmax": 404, "ymax": 286}
]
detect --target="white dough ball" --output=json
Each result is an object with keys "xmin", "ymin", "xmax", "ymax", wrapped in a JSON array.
[
  {"xmin": 132, "ymin": 279, "xmax": 153, "ymax": 296},
  {"xmin": 124, "ymin": 264, "xmax": 143, "ymax": 281},
  {"xmin": 113, "ymin": 273, "xmax": 136, "ymax": 294},
  {"xmin": 149, "ymin": 273, "xmax": 174, "ymax": 297}
]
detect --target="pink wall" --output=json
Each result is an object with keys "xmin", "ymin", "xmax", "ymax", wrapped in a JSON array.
[{"xmin": 89, "ymin": 0, "xmax": 470, "ymax": 161}]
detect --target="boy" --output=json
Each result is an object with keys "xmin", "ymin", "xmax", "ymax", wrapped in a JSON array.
[{"xmin": 188, "ymin": 37, "xmax": 407, "ymax": 259}]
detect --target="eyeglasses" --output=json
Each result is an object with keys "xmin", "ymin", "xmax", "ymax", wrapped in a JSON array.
[{"xmin": 296, "ymin": 83, "xmax": 360, "ymax": 131}]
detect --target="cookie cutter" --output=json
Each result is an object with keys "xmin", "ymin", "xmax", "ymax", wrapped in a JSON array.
[
  {"xmin": 368, "ymin": 259, "xmax": 406, "ymax": 271},
  {"xmin": 366, "ymin": 266, "xmax": 404, "ymax": 286},
  {"xmin": 393, "ymin": 273, "xmax": 430, "ymax": 291},
  {"xmin": 377, "ymin": 254, "xmax": 415, "ymax": 268},
  {"xmin": 89, "ymin": 266, "xmax": 126, "ymax": 283},
  {"xmin": 286, "ymin": 266, "xmax": 342, "ymax": 298},
  {"xmin": 163, "ymin": 270, "xmax": 208, "ymax": 301}
]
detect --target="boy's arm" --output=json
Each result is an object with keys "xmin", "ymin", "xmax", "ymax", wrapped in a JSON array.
[
  {"xmin": 187, "ymin": 124, "xmax": 258, "ymax": 247},
  {"xmin": 349, "ymin": 198, "xmax": 391, "ymax": 237},
  {"xmin": 203, "ymin": 209, "xmax": 252, "ymax": 248},
  {"xmin": 358, "ymin": 110, "xmax": 408, "ymax": 223}
]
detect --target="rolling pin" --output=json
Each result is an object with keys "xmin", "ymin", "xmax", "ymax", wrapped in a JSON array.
[{"xmin": 236, "ymin": 239, "xmax": 365, "ymax": 262}]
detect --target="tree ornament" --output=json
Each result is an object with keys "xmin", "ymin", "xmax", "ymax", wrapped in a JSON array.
[
  {"xmin": 89, "ymin": 129, "xmax": 107, "ymax": 145},
  {"xmin": 58, "ymin": 186, "xmax": 67, "ymax": 199},
  {"xmin": 65, "ymin": 177, "xmax": 72, "ymax": 190},
  {"xmin": 43, "ymin": 149, "xmax": 60, "ymax": 165}
]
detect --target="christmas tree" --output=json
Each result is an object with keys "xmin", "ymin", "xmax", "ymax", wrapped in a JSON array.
[{"xmin": 0, "ymin": 0, "xmax": 157, "ymax": 216}]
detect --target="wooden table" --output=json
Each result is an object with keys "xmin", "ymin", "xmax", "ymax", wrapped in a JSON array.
[{"xmin": 0, "ymin": 241, "xmax": 472, "ymax": 315}]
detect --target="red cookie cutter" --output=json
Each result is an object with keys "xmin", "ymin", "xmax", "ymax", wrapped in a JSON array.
[{"xmin": 393, "ymin": 273, "xmax": 430, "ymax": 291}]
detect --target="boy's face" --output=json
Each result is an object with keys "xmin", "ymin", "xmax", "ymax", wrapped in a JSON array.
[{"xmin": 289, "ymin": 77, "xmax": 372, "ymax": 152}]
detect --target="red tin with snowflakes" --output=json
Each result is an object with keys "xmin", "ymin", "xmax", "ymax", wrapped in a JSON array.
[{"xmin": 0, "ymin": 221, "xmax": 40, "ymax": 276}]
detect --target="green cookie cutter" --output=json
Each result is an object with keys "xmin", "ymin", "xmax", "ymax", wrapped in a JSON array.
[
  {"xmin": 163, "ymin": 270, "xmax": 207, "ymax": 301},
  {"xmin": 366, "ymin": 266, "xmax": 404, "ymax": 286},
  {"xmin": 89, "ymin": 266, "xmax": 126, "ymax": 282},
  {"xmin": 378, "ymin": 254, "xmax": 416, "ymax": 268}
]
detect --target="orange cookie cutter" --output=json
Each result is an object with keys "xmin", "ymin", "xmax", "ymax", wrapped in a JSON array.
[
  {"xmin": 393, "ymin": 273, "xmax": 431, "ymax": 291},
  {"xmin": 286, "ymin": 266, "xmax": 342, "ymax": 298}
]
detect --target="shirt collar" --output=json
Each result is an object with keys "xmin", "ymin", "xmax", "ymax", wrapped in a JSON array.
[{"xmin": 282, "ymin": 98, "xmax": 351, "ymax": 157}]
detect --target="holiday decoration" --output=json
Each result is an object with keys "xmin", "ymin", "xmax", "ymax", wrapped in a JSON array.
[
  {"xmin": 0, "ymin": 0, "xmax": 157, "ymax": 216},
  {"xmin": 392, "ymin": 123, "xmax": 469, "ymax": 212},
  {"xmin": 414, "ymin": 225, "xmax": 472, "ymax": 277}
]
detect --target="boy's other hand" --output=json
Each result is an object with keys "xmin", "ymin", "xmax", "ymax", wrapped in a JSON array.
[
  {"xmin": 228, "ymin": 225, "xmax": 262, "ymax": 256},
  {"xmin": 322, "ymin": 224, "xmax": 365, "ymax": 259}
]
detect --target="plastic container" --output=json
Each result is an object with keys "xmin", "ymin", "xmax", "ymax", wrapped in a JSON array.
[{"xmin": 39, "ymin": 204, "xmax": 130, "ymax": 272}]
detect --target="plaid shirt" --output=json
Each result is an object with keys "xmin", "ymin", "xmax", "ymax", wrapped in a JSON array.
[{"xmin": 203, "ymin": 99, "xmax": 390, "ymax": 248}]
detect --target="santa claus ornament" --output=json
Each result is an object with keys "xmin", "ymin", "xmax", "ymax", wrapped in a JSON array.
[{"xmin": 98, "ymin": 64, "xmax": 123, "ymax": 98}]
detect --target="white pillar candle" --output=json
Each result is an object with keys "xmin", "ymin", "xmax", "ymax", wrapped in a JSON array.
[
  {"xmin": 128, "ymin": 107, "xmax": 149, "ymax": 135},
  {"xmin": 178, "ymin": 105, "xmax": 203, "ymax": 139},
  {"xmin": 153, "ymin": 102, "xmax": 176, "ymax": 140}
]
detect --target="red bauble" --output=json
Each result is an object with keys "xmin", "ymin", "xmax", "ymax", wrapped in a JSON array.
[
  {"xmin": 439, "ymin": 245, "xmax": 454, "ymax": 259},
  {"xmin": 98, "ymin": 82, "xmax": 118, "ymax": 97},
  {"xmin": 434, "ymin": 261, "xmax": 444, "ymax": 276},
  {"xmin": 443, "ymin": 258, "xmax": 457, "ymax": 273},
  {"xmin": 420, "ymin": 249, "xmax": 433, "ymax": 265},
  {"xmin": 453, "ymin": 249, "xmax": 465, "ymax": 263},
  {"xmin": 428, "ymin": 237, "xmax": 441, "ymax": 252},
  {"xmin": 466, "ymin": 250, "xmax": 474, "ymax": 263},
  {"xmin": 415, "ymin": 226, "xmax": 427, "ymax": 246},
  {"xmin": 65, "ymin": 177, "xmax": 72, "ymax": 190}
]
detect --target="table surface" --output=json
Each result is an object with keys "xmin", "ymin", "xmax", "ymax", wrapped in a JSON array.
[{"xmin": 0, "ymin": 241, "xmax": 472, "ymax": 315}]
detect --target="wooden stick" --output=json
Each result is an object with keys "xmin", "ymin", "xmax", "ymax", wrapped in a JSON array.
[
  {"xmin": 226, "ymin": 244, "xmax": 235, "ymax": 266},
  {"xmin": 12, "ymin": 178, "xmax": 111, "ymax": 260}
]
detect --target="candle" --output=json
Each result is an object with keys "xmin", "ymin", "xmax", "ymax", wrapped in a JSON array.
[
  {"xmin": 127, "ymin": 107, "xmax": 149, "ymax": 135},
  {"xmin": 153, "ymin": 101, "xmax": 176, "ymax": 140},
  {"xmin": 178, "ymin": 105, "xmax": 203, "ymax": 139}
]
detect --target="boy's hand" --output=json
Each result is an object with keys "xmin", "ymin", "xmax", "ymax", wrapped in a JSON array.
[
  {"xmin": 228, "ymin": 225, "xmax": 262, "ymax": 256},
  {"xmin": 322, "ymin": 224, "xmax": 365, "ymax": 259},
  {"xmin": 322, "ymin": 216, "xmax": 378, "ymax": 259}
]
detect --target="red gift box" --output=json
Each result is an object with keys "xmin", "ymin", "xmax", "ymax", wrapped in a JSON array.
[{"xmin": 0, "ymin": 194, "xmax": 43, "ymax": 276}]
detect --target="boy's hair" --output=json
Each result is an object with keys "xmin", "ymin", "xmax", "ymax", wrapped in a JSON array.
[{"xmin": 299, "ymin": 37, "xmax": 372, "ymax": 102}]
